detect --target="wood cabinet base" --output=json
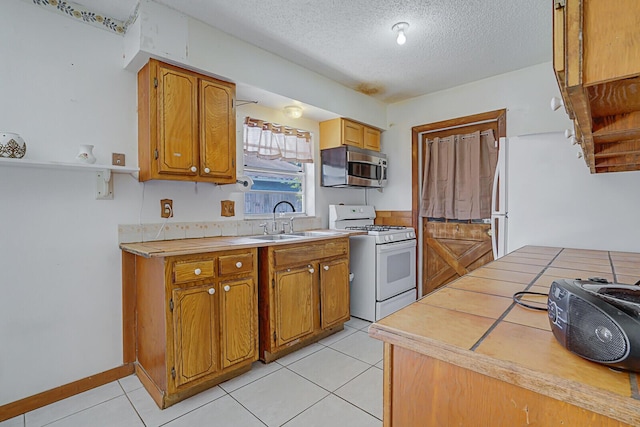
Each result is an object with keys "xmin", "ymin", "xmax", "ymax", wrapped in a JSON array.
[
  {"xmin": 136, "ymin": 361, "xmax": 252, "ymax": 409},
  {"xmin": 384, "ymin": 343, "xmax": 632, "ymax": 427},
  {"xmin": 261, "ymin": 325, "xmax": 343, "ymax": 363}
]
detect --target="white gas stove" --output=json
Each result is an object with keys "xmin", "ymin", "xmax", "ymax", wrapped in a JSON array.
[
  {"xmin": 329, "ymin": 205, "xmax": 416, "ymax": 243},
  {"xmin": 329, "ymin": 205, "xmax": 417, "ymax": 321}
]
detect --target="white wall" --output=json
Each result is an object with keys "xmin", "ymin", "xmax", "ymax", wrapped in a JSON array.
[
  {"xmin": 507, "ymin": 133, "xmax": 640, "ymax": 253},
  {"xmin": 0, "ymin": 1, "xmax": 363, "ymax": 405}
]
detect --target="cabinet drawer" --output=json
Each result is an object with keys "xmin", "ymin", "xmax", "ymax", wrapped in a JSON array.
[
  {"xmin": 173, "ymin": 259, "xmax": 215, "ymax": 284},
  {"xmin": 273, "ymin": 239, "xmax": 348, "ymax": 268},
  {"xmin": 218, "ymin": 252, "xmax": 254, "ymax": 276}
]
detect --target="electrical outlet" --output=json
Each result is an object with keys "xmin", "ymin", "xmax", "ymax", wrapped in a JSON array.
[
  {"xmin": 161, "ymin": 199, "xmax": 173, "ymax": 218},
  {"xmin": 112, "ymin": 153, "xmax": 125, "ymax": 166}
]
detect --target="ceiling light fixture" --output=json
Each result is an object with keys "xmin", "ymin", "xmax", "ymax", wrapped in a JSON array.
[
  {"xmin": 392, "ymin": 22, "xmax": 409, "ymax": 45},
  {"xmin": 284, "ymin": 105, "xmax": 303, "ymax": 119}
]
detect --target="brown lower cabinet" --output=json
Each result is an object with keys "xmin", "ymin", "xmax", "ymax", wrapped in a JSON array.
[
  {"xmin": 131, "ymin": 248, "xmax": 258, "ymax": 409},
  {"xmin": 258, "ymin": 238, "xmax": 351, "ymax": 362}
]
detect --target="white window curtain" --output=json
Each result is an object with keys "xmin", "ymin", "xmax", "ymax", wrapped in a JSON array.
[{"xmin": 243, "ymin": 117, "xmax": 313, "ymax": 163}]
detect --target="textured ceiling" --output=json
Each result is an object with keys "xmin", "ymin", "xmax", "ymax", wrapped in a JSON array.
[{"xmin": 64, "ymin": 0, "xmax": 552, "ymax": 104}]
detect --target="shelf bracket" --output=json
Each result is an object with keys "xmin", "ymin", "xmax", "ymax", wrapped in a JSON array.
[{"xmin": 96, "ymin": 170, "xmax": 114, "ymax": 200}]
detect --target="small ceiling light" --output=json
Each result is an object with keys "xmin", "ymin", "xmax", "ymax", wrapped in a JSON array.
[
  {"xmin": 392, "ymin": 22, "xmax": 409, "ymax": 45},
  {"xmin": 284, "ymin": 105, "xmax": 303, "ymax": 119}
]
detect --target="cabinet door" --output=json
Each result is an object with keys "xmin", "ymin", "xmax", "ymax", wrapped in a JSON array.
[
  {"xmin": 157, "ymin": 64, "xmax": 199, "ymax": 176},
  {"xmin": 552, "ymin": 0, "xmax": 565, "ymax": 77},
  {"xmin": 200, "ymin": 78, "xmax": 236, "ymax": 183},
  {"xmin": 172, "ymin": 284, "xmax": 219, "ymax": 387},
  {"xmin": 220, "ymin": 278, "xmax": 257, "ymax": 368},
  {"xmin": 363, "ymin": 127, "xmax": 381, "ymax": 151},
  {"xmin": 342, "ymin": 120, "xmax": 364, "ymax": 148},
  {"xmin": 274, "ymin": 266, "xmax": 315, "ymax": 347},
  {"xmin": 319, "ymin": 258, "xmax": 350, "ymax": 329}
]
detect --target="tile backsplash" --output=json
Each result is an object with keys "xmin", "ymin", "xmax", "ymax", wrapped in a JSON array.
[{"xmin": 118, "ymin": 217, "xmax": 323, "ymax": 243}]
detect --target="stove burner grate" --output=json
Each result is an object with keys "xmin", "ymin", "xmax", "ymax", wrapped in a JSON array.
[{"xmin": 345, "ymin": 225, "xmax": 406, "ymax": 232}]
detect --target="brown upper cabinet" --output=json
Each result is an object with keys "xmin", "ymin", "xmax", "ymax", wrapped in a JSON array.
[
  {"xmin": 553, "ymin": 0, "xmax": 640, "ymax": 173},
  {"xmin": 320, "ymin": 118, "xmax": 381, "ymax": 151},
  {"xmin": 138, "ymin": 59, "xmax": 237, "ymax": 183}
]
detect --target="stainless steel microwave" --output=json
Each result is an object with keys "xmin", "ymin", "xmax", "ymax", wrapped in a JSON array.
[{"xmin": 321, "ymin": 146, "xmax": 387, "ymax": 188}]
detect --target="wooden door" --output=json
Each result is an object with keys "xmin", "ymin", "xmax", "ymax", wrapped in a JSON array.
[
  {"xmin": 171, "ymin": 284, "xmax": 219, "ymax": 387},
  {"xmin": 423, "ymin": 221, "xmax": 494, "ymax": 295},
  {"xmin": 274, "ymin": 266, "xmax": 315, "ymax": 347},
  {"xmin": 157, "ymin": 64, "xmax": 198, "ymax": 176},
  {"xmin": 415, "ymin": 110, "xmax": 506, "ymax": 296},
  {"xmin": 199, "ymin": 78, "xmax": 236, "ymax": 183},
  {"xmin": 219, "ymin": 278, "xmax": 257, "ymax": 369},
  {"xmin": 342, "ymin": 119, "xmax": 364, "ymax": 148},
  {"xmin": 319, "ymin": 258, "xmax": 350, "ymax": 329}
]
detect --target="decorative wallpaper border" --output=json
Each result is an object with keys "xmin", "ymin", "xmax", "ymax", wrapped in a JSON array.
[{"xmin": 30, "ymin": 0, "xmax": 138, "ymax": 35}]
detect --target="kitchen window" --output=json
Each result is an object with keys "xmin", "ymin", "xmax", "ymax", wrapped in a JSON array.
[
  {"xmin": 243, "ymin": 156, "xmax": 305, "ymax": 215},
  {"xmin": 243, "ymin": 117, "xmax": 313, "ymax": 216}
]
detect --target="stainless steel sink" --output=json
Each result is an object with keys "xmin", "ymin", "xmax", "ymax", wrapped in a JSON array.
[
  {"xmin": 287, "ymin": 231, "xmax": 343, "ymax": 237},
  {"xmin": 250, "ymin": 234, "xmax": 304, "ymax": 241}
]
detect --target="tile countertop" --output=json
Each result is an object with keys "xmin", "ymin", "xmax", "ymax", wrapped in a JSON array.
[
  {"xmin": 119, "ymin": 229, "xmax": 365, "ymax": 258},
  {"xmin": 369, "ymin": 245, "xmax": 640, "ymax": 426}
]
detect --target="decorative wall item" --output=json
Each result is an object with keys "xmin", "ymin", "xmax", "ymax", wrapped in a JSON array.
[
  {"xmin": 30, "ymin": 0, "xmax": 137, "ymax": 35},
  {"xmin": 0, "ymin": 132, "xmax": 27, "ymax": 158},
  {"xmin": 221, "ymin": 200, "xmax": 235, "ymax": 217},
  {"xmin": 76, "ymin": 144, "xmax": 96, "ymax": 164}
]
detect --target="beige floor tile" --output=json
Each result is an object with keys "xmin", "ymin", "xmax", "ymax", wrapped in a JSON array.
[
  {"xmin": 128, "ymin": 385, "xmax": 225, "ymax": 427},
  {"xmin": 218, "ymin": 360, "xmax": 283, "ymax": 393},
  {"xmin": 25, "ymin": 382, "xmax": 123, "ymax": 427},
  {"xmin": 39, "ymin": 396, "xmax": 143, "ymax": 427},
  {"xmin": 334, "ymin": 367, "xmax": 383, "ymax": 419},
  {"xmin": 163, "ymin": 395, "xmax": 263, "ymax": 427},
  {"xmin": 0, "ymin": 416, "xmax": 23, "ymax": 427},
  {"xmin": 282, "ymin": 394, "xmax": 381, "ymax": 427},
  {"xmin": 275, "ymin": 343, "xmax": 325, "ymax": 366},
  {"xmin": 231, "ymin": 369, "xmax": 328, "ymax": 427},
  {"xmin": 288, "ymin": 347, "xmax": 370, "ymax": 391},
  {"xmin": 329, "ymin": 330, "xmax": 383, "ymax": 365}
]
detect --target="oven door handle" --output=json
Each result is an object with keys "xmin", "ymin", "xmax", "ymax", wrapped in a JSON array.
[{"xmin": 376, "ymin": 240, "xmax": 416, "ymax": 253}]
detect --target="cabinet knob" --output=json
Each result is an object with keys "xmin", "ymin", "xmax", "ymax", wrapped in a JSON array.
[
  {"xmin": 224, "ymin": 285, "xmax": 231, "ymax": 292},
  {"xmin": 204, "ymin": 167, "xmax": 211, "ymax": 174},
  {"xmin": 208, "ymin": 288, "xmax": 215, "ymax": 295},
  {"xmin": 190, "ymin": 166, "xmax": 197, "ymax": 173},
  {"xmin": 235, "ymin": 261, "xmax": 243, "ymax": 268},
  {"xmin": 194, "ymin": 268, "xmax": 202, "ymax": 275},
  {"xmin": 308, "ymin": 268, "xmax": 315, "ymax": 274},
  {"xmin": 323, "ymin": 265, "xmax": 329, "ymax": 271}
]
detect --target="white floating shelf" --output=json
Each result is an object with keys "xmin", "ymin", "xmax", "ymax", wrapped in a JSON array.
[{"xmin": 0, "ymin": 157, "xmax": 139, "ymax": 199}]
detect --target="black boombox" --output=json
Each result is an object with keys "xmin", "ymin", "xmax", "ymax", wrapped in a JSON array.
[{"xmin": 548, "ymin": 278, "xmax": 640, "ymax": 372}]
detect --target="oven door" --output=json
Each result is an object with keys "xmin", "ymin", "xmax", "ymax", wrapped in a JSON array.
[{"xmin": 376, "ymin": 239, "xmax": 416, "ymax": 301}]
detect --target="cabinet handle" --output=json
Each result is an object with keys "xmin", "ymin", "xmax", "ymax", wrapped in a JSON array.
[
  {"xmin": 323, "ymin": 265, "xmax": 329, "ymax": 271},
  {"xmin": 194, "ymin": 268, "xmax": 202, "ymax": 275},
  {"xmin": 308, "ymin": 268, "xmax": 315, "ymax": 274},
  {"xmin": 235, "ymin": 261, "xmax": 243, "ymax": 268},
  {"xmin": 190, "ymin": 166, "xmax": 197, "ymax": 173},
  {"xmin": 204, "ymin": 167, "xmax": 211, "ymax": 174},
  {"xmin": 224, "ymin": 285, "xmax": 231, "ymax": 292},
  {"xmin": 208, "ymin": 288, "xmax": 215, "ymax": 295}
]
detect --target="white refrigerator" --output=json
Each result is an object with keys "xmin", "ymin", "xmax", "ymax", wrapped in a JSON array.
[{"xmin": 491, "ymin": 132, "xmax": 640, "ymax": 257}]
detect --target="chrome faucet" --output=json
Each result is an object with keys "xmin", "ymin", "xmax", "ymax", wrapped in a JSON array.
[{"xmin": 273, "ymin": 201, "xmax": 295, "ymax": 233}]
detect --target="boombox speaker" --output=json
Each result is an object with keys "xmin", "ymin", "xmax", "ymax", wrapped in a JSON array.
[{"xmin": 548, "ymin": 279, "xmax": 640, "ymax": 372}]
